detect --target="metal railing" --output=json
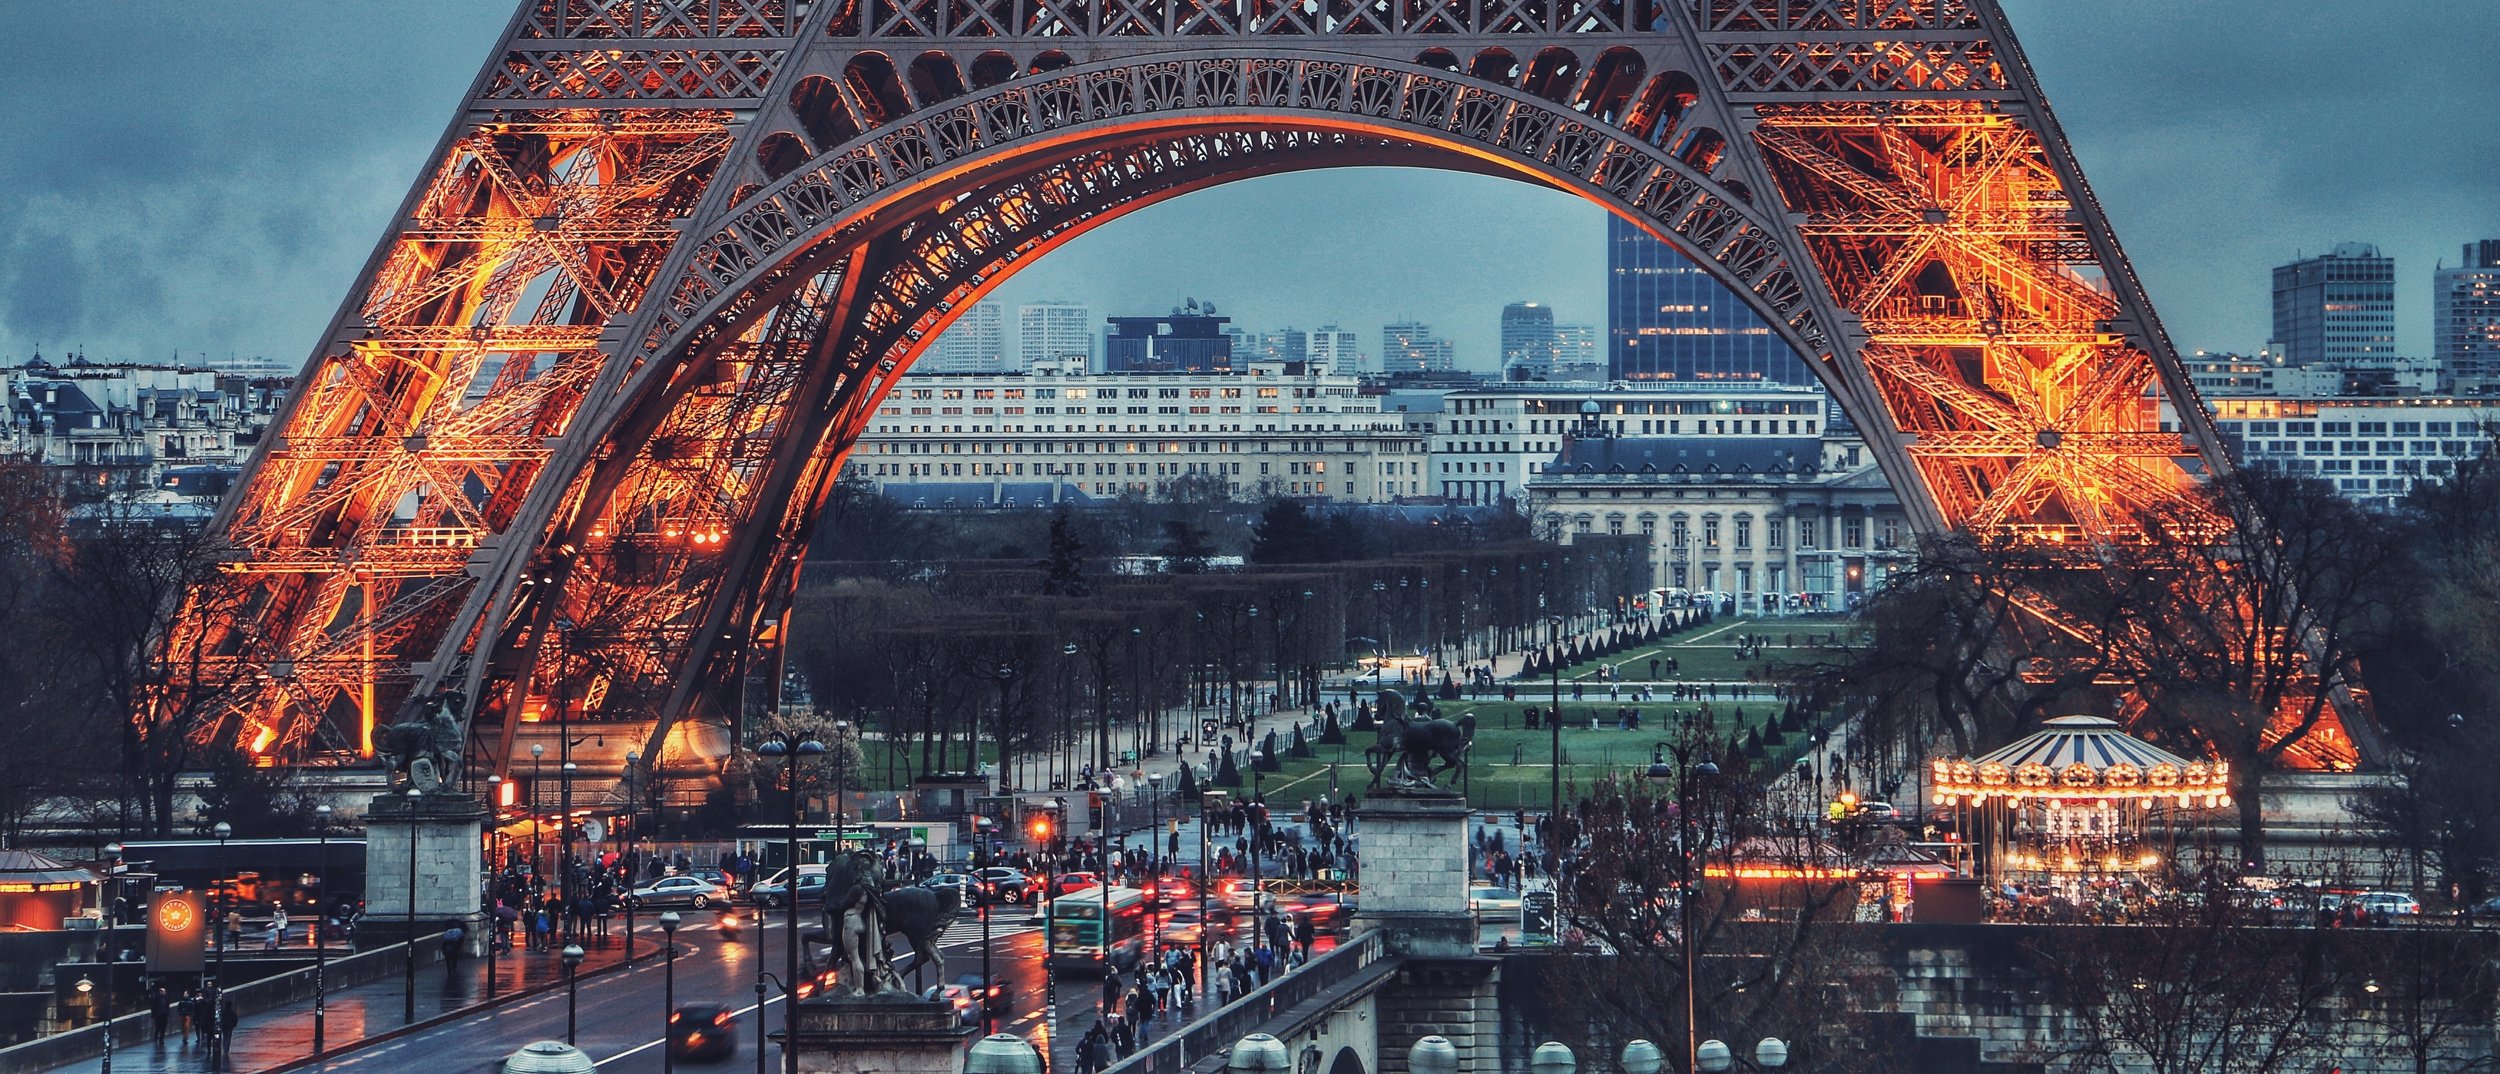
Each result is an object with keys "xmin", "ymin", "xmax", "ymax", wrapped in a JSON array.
[{"xmin": 1103, "ymin": 931, "xmax": 1388, "ymax": 1074}]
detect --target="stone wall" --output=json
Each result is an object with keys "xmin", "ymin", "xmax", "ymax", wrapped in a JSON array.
[{"xmin": 362, "ymin": 791, "xmax": 485, "ymax": 951}]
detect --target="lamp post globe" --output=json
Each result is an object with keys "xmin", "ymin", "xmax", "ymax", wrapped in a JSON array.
[
  {"xmin": 1530, "ymin": 1042, "xmax": 1577, "ymax": 1074},
  {"xmin": 1754, "ymin": 1039, "xmax": 1789, "ymax": 1070},
  {"xmin": 1694, "ymin": 1040, "xmax": 1733, "ymax": 1074},
  {"xmin": 1407, "ymin": 1036, "xmax": 1459, "ymax": 1074},
  {"xmin": 1619, "ymin": 1040, "xmax": 1663, "ymax": 1074}
]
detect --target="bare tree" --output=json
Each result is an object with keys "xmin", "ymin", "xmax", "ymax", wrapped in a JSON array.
[{"xmin": 2065, "ymin": 473, "xmax": 2401, "ymax": 869}]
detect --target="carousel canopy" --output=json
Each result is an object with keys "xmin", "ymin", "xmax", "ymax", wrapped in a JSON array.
[
  {"xmin": 0, "ymin": 850, "xmax": 94, "ymax": 887},
  {"xmin": 1931, "ymin": 716, "xmax": 2230, "ymax": 806}
]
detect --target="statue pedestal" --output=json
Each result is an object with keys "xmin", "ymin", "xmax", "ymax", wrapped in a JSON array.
[
  {"xmin": 780, "ymin": 998, "xmax": 975, "ymax": 1074},
  {"xmin": 1352, "ymin": 791, "xmax": 1501, "ymax": 1074},
  {"xmin": 363, "ymin": 790, "xmax": 489, "ymax": 955},
  {"xmin": 1351, "ymin": 791, "xmax": 1475, "ymax": 957}
]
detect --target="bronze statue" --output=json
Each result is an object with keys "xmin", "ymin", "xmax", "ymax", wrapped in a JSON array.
[
  {"xmin": 819, "ymin": 850, "xmax": 960, "ymax": 997},
  {"xmin": 1364, "ymin": 690, "xmax": 1475, "ymax": 794},
  {"xmin": 379, "ymin": 689, "xmax": 465, "ymax": 793}
]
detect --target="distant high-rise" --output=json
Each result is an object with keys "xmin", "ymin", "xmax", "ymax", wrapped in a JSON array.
[
  {"xmin": 1500, "ymin": 301, "xmax": 1557, "ymax": 379},
  {"xmin": 1606, "ymin": 215, "xmax": 1793, "ymax": 383},
  {"xmin": 922, "ymin": 300, "xmax": 1005, "ymax": 374},
  {"xmin": 2271, "ymin": 243, "xmax": 2396, "ymax": 368},
  {"xmin": 2435, "ymin": 240, "xmax": 2500, "ymax": 393},
  {"xmin": 1019, "ymin": 300, "xmax": 1094, "ymax": 368},
  {"xmin": 1552, "ymin": 323, "xmax": 1602, "ymax": 379},
  {"xmin": 1257, "ymin": 327, "xmax": 1309, "ymax": 364},
  {"xmin": 1309, "ymin": 325, "xmax": 1361, "ymax": 370},
  {"xmin": 1382, "ymin": 321, "xmax": 1456, "ymax": 373},
  {"xmin": 1104, "ymin": 299, "xmax": 1233, "ymax": 372}
]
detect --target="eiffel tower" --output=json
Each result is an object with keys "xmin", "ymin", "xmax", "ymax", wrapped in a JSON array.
[{"xmin": 152, "ymin": 0, "xmax": 2354, "ymax": 781}]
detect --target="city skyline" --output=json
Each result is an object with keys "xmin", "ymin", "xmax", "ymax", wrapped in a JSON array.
[{"xmin": 2, "ymin": 3, "xmax": 2495, "ymax": 377}]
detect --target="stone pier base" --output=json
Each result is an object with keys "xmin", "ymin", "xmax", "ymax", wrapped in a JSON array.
[
  {"xmin": 363, "ymin": 790, "xmax": 489, "ymax": 956},
  {"xmin": 783, "ymin": 998, "xmax": 976, "ymax": 1074},
  {"xmin": 1355, "ymin": 791, "xmax": 1501, "ymax": 1073}
]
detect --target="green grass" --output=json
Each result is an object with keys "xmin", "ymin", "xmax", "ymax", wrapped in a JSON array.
[{"xmin": 1551, "ymin": 616, "xmax": 1867, "ymax": 683}]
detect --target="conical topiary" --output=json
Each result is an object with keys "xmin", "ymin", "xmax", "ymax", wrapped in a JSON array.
[
  {"xmin": 1319, "ymin": 711, "xmax": 1347, "ymax": 745},
  {"xmin": 1214, "ymin": 752, "xmax": 1243, "ymax": 787},
  {"xmin": 1289, "ymin": 724, "xmax": 1314, "ymax": 759}
]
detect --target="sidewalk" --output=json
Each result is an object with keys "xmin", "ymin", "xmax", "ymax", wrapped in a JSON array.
[{"xmin": 44, "ymin": 928, "xmax": 653, "ymax": 1074}]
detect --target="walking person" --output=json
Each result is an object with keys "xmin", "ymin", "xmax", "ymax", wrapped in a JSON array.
[{"xmin": 147, "ymin": 984, "xmax": 170, "ymax": 1043}]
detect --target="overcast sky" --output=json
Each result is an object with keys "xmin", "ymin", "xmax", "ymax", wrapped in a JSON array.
[{"xmin": 2, "ymin": 2, "xmax": 2493, "ymax": 373}]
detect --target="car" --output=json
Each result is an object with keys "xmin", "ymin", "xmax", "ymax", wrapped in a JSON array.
[
  {"xmin": 936, "ymin": 981, "xmax": 983, "ymax": 1025},
  {"xmin": 626, "ymin": 875, "xmax": 726, "ymax": 910},
  {"xmin": 1049, "ymin": 872, "xmax": 1102, "ymax": 899},
  {"xmin": 1469, "ymin": 882, "xmax": 1522, "ymax": 919},
  {"xmin": 749, "ymin": 872, "xmax": 826, "ymax": 909},
  {"xmin": 1161, "ymin": 907, "xmax": 1216, "ymax": 946},
  {"xmin": 1217, "ymin": 878, "xmax": 1274, "ymax": 915},
  {"xmin": 924, "ymin": 873, "xmax": 978, "ymax": 906},
  {"xmin": 1855, "ymin": 801, "xmax": 1898, "ymax": 819},
  {"xmin": 949, "ymin": 972, "xmax": 1009, "ymax": 1019},
  {"xmin": 2357, "ymin": 891, "xmax": 2422, "ymax": 917},
  {"xmin": 1280, "ymin": 892, "xmax": 1355, "ymax": 931},
  {"xmin": 975, "ymin": 867, "xmax": 1032, "ymax": 904},
  {"xmin": 667, "ymin": 1004, "xmax": 738, "ymax": 1061}
]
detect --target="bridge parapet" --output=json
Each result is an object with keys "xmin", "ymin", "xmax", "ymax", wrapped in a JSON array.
[{"xmin": 1106, "ymin": 932, "xmax": 1395, "ymax": 1074}]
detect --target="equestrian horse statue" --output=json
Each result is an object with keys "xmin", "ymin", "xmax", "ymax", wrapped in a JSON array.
[
  {"xmin": 1364, "ymin": 689, "xmax": 1476, "ymax": 794},
  {"xmin": 818, "ymin": 850, "xmax": 960, "ymax": 997},
  {"xmin": 379, "ymin": 690, "xmax": 465, "ymax": 793}
]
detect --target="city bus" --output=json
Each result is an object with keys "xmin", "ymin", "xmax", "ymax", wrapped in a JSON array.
[{"xmin": 1044, "ymin": 886, "xmax": 1147, "ymax": 973}]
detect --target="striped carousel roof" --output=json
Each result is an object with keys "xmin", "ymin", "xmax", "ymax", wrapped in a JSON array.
[
  {"xmin": 1931, "ymin": 715, "xmax": 2231, "ymax": 804},
  {"xmin": 1968, "ymin": 716, "xmax": 2196, "ymax": 773}
]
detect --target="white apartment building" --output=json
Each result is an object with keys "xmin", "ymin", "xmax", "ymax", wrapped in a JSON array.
[
  {"xmin": 924, "ymin": 301, "xmax": 1006, "ymax": 374},
  {"xmin": 1309, "ymin": 325, "xmax": 1362, "ymax": 372},
  {"xmin": 1018, "ymin": 301, "xmax": 1094, "ymax": 367},
  {"xmin": 844, "ymin": 359, "xmax": 1429, "ymax": 504},
  {"xmin": 1433, "ymin": 383, "xmax": 1833, "ymax": 506},
  {"xmin": 2183, "ymin": 395, "xmax": 2500, "ymax": 508}
]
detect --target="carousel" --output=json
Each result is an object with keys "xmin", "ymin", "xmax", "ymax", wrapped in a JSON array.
[{"xmin": 1930, "ymin": 716, "xmax": 2231, "ymax": 916}]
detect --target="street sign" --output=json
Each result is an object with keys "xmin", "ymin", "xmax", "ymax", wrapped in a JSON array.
[{"xmin": 147, "ymin": 890, "xmax": 204, "ymax": 972}]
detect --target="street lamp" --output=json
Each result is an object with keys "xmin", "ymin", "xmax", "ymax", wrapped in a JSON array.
[
  {"xmin": 756, "ymin": 732, "xmax": 824, "ymax": 1074},
  {"xmin": 404, "ymin": 786, "xmax": 423, "ymax": 1025},
  {"xmin": 313, "ymin": 804, "xmax": 333, "ymax": 1055},
  {"xmin": 660, "ymin": 912, "xmax": 682, "ymax": 1074},
  {"xmin": 1547, "ymin": 614, "xmax": 1566, "ymax": 821},
  {"xmin": 559, "ymin": 760, "xmax": 579, "ymax": 940},
  {"xmin": 562, "ymin": 943, "xmax": 586, "ymax": 1044},
  {"xmin": 992, "ymin": 664, "xmax": 1016, "ymax": 794},
  {"xmin": 80, "ymin": 970, "xmax": 115, "ymax": 1074},
  {"xmin": 625, "ymin": 750, "xmax": 641, "ymax": 959},
  {"xmin": 210, "ymin": 820, "xmax": 230, "ymax": 1067},
  {"xmin": 530, "ymin": 743, "xmax": 546, "ymax": 887},
  {"xmin": 1648, "ymin": 740, "xmax": 1720, "ymax": 1074},
  {"xmin": 1145, "ymin": 772, "xmax": 1165, "ymax": 959}
]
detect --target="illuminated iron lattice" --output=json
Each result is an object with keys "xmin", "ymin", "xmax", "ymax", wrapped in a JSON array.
[{"xmin": 156, "ymin": 0, "xmax": 2359, "ymax": 779}]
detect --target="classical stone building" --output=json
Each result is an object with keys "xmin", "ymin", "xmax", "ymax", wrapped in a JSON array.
[{"xmin": 1527, "ymin": 411, "xmax": 1911, "ymax": 614}]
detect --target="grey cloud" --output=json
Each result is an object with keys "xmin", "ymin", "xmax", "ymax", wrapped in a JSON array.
[{"xmin": 1, "ymin": 2, "xmax": 2489, "ymax": 368}]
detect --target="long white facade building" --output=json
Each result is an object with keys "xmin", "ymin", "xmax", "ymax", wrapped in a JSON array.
[{"xmin": 845, "ymin": 359, "xmax": 1428, "ymax": 505}]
